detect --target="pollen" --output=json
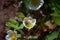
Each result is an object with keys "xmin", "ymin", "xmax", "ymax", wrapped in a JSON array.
[
  {"xmin": 11, "ymin": 33, "xmax": 16, "ymax": 40},
  {"xmin": 27, "ymin": 22, "xmax": 33, "ymax": 27}
]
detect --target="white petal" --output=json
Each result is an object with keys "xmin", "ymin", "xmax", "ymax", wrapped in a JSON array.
[
  {"xmin": 7, "ymin": 30, "xmax": 13, "ymax": 35},
  {"xmin": 5, "ymin": 35, "xmax": 11, "ymax": 40},
  {"xmin": 14, "ymin": 30, "xmax": 17, "ymax": 39}
]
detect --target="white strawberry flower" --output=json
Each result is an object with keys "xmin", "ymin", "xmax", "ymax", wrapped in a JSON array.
[
  {"xmin": 23, "ymin": 17, "xmax": 36, "ymax": 29},
  {"xmin": 28, "ymin": 0, "xmax": 44, "ymax": 10},
  {"xmin": 5, "ymin": 30, "xmax": 17, "ymax": 40}
]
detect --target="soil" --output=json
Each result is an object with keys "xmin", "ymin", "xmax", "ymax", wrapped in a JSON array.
[{"xmin": 0, "ymin": 0, "xmax": 18, "ymax": 40}]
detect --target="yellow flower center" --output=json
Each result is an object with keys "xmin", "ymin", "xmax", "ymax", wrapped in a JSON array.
[
  {"xmin": 27, "ymin": 22, "xmax": 33, "ymax": 28},
  {"xmin": 11, "ymin": 33, "xmax": 16, "ymax": 40},
  {"xmin": 31, "ymin": 0, "xmax": 40, "ymax": 6}
]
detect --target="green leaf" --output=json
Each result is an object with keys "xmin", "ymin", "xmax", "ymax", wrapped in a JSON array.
[
  {"xmin": 29, "ymin": 36, "xmax": 38, "ymax": 40},
  {"xmin": 53, "ymin": 17, "xmax": 60, "ymax": 25},
  {"xmin": 6, "ymin": 22, "xmax": 11, "ymax": 27},
  {"xmin": 51, "ymin": 7, "xmax": 60, "ymax": 17},
  {"xmin": 45, "ymin": 31, "xmax": 59, "ymax": 40},
  {"xmin": 18, "ymin": 24, "xmax": 24, "ymax": 29},
  {"xmin": 24, "ymin": 0, "xmax": 30, "ymax": 11},
  {"xmin": 50, "ymin": 1, "xmax": 60, "ymax": 25},
  {"xmin": 9, "ymin": 18, "xmax": 19, "ymax": 26},
  {"xmin": 18, "ymin": 12, "xmax": 25, "ymax": 20},
  {"xmin": 44, "ymin": 21, "xmax": 51, "ymax": 27},
  {"xmin": 25, "ymin": 0, "xmax": 30, "ymax": 6},
  {"xmin": 5, "ymin": 18, "xmax": 24, "ymax": 30},
  {"xmin": 17, "ymin": 34, "xmax": 21, "ymax": 38},
  {"xmin": 6, "ymin": 22, "xmax": 18, "ymax": 29},
  {"xmin": 29, "ymin": 38, "xmax": 38, "ymax": 40}
]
